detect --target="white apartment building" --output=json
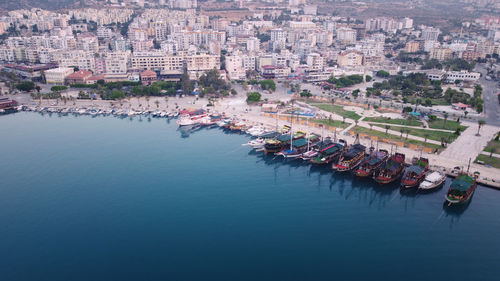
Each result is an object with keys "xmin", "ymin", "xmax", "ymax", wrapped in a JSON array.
[
  {"xmin": 131, "ymin": 52, "xmax": 184, "ymax": 72},
  {"xmin": 421, "ymin": 27, "xmax": 440, "ymax": 41},
  {"xmin": 246, "ymin": 37, "xmax": 260, "ymax": 52},
  {"xmin": 45, "ymin": 67, "xmax": 74, "ymax": 85},
  {"xmin": 336, "ymin": 27, "xmax": 357, "ymax": 44},
  {"xmin": 185, "ymin": 54, "xmax": 220, "ymax": 79},
  {"xmin": 242, "ymin": 55, "xmax": 256, "ymax": 71},
  {"xmin": 105, "ymin": 52, "xmax": 129, "ymax": 74},
  {"xmin": 270, "ymin": 29, "xmax": 286, "ymax": 42},
  {"xmin": 306, "ymin": 53, "xmax": 324, "ymax": 72},
  {"xmin": 225, "ymin": 55, "xmax": 246, "ymax": 80}
]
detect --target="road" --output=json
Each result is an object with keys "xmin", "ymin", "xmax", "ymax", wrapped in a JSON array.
[{"xmin": 475, "ymin": 64, "xmax": 500, "ymax": 126}]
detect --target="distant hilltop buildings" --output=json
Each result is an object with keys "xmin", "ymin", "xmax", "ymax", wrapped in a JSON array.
[{"xmin": 0, "ymin": 6, "xmax": 498, "ymax": 85}]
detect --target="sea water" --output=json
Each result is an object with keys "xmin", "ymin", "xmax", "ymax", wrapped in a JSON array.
[{"xmin": 1, "ymin": 112, "xmax": 499, "ymax": 281}]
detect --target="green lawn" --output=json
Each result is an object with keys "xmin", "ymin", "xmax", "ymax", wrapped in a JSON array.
[
  {"xmin": 307, "ymin": 102, "xmax": 362, "ymax": 121},
  {"xmin": 310, "ymin": 119, "xmax": 351, "ymax": 129},
  {"xmin": 351, "ymin": 126, "xmax": 441, "ymax": 150},
  {"xmin": 364, "ymin": 117, "xmax": 423, "ymax": 127},
  {"xmin": 483, "ymin": 139, "xmax": 500, "ymax": 153},
  {"xmin": 428, "ymin": 118, "xmax": 467, "ymax": 131},
  {"xmin": 372, "ymin": 125, "xmax": 459, "ymax": 142},
  {"xmin": 475, "ymin": 154, "xmax": 500, "ymax": 169}
]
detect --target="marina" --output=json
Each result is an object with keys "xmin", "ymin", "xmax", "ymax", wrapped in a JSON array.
[{"xmin": 2, "ymin": 111, "xmax": 500, "ymax": 281}]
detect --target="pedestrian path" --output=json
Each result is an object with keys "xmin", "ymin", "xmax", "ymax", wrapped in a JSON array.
[{"xmin": 441, "ymin": 124, "xmax": 498, "ymax": 161}]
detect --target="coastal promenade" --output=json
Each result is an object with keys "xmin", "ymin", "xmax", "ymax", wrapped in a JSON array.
[{"xmin": 8, "ymin": 93, "xmax": 500, "ymax": 187}]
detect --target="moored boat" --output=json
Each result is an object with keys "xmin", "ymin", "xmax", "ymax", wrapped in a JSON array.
[
  {"xmin": 373, "ymin": 153, "xmax": 406, "ymax": 185},
  {"xmin": 401, "ymin": 157, "xmax": 429, "ymax": 189},
  {"xmin": 354, "ymin": 149, "xmax": 389, "ymax": 178},
  {"xmin": 276, "ymin": 134, "xmax": 320, "ymax": 158},
  {"xmin": 419, "ymin": 171, "xmax": 446, "ymax": 191},
  {"xmin": 264, "ymin": 131, "xmax": 305, "ymax": 155},
  {"xmin": 333, "ymin": 143, "xmax": 367, "ymax": 172},
  {"xmin": 309, "ymin": 141, "xmax": 345, "ymax": 164},
  {"xmin": 445, "ymin": 173, "xmax": 477, "ymax": 205}
]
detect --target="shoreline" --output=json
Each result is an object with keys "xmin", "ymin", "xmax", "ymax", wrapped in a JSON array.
[{"xmin": 8, "ymin": 96, "xmax": 500, "ymax": 190}]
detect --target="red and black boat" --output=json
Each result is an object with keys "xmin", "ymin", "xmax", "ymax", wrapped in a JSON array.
[
  {"xmin": 354, "ymin": 149, "xmax": 389, "ymax": 178},
  {"xmin": 445, "ymin": 173, "xmax": 477, "ymax": 205},
  {"xmin": 373, "ymin": 153, "xmax": 406, "ymax": 185},
  {"xmin": 333, "ymin": 143, "xmax": 366, "ymax": 172},
  {"xmin": 400, "ymin": 157, "xmax": 429, "ymax": 189}
]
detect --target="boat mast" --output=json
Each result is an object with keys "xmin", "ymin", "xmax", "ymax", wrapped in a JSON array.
[
  {"xmin": 289, "ymin": 112, "xmax": 293, "ymax": 150},
  {"xmin": 306, "ymin": 117, "xmax": 310, "ymax": 152}
]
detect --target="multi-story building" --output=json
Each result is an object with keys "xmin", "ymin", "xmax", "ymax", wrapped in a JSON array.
[
  {"xmin": 45, "ymin": 67, "xmax": 74, "ymax": 85},
  {"xmin": 131, "ymin": 52, "xmax": 184, "ymax": 72},
  {"xmin": 336, "ymin": 27, "xmax": 357, "ymax": 44},
  {"xmin": 405, "ymin": 41, "xmax": 420, "ymax": 53},
  {"xmin": 421, "ymin": 27, "xmax": 440, "ymax": 41},
  {"xmin": 429, "ymin": 48, "xmax": 453, "ymax": 61},
  {"xmin": 337, "ymin": 51, "xmax": 363, "ymax": 67},
  {"xmin": 306, "ymin": 53, "xmax": 324, "ymax": 72},
  {"xmin": 225, "ymin": 55, "xmax": 246, "ymax": 80}
]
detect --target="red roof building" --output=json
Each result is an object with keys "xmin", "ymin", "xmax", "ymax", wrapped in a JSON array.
[
  {"xmin": 65, "ymin": 70, "xmax": 93, "ymax": 85},
  {"xmin": 140, "ymin": 70, "xmax": 157, "ymax": 85}
]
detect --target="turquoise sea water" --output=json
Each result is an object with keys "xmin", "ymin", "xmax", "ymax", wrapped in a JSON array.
[{"xmin": 1, "ymin": 112, "xmax": 500, "ymax": 281}]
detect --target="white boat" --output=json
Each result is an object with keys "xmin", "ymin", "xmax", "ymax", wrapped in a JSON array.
[
  {"xmin": 419, "ymin": 171, "xmax": 446, "ymax": 190},
  {"xmin": 176, "ymin": 113, "xmax": 208, "ymax": 126},
  {"xmin": 246, "ymin": 138, "xmax": 265, "ymax": 149},
  {"xmin": 300, "ymin": 149, "xmax": 318, "ymax": 160},
  {"xmin": 177, "ymin": 114, "xmax": 196, "ymax": 126},
  {"xmin": 246, "ymin": 126, "xmax": 266, "ymax": 137}
]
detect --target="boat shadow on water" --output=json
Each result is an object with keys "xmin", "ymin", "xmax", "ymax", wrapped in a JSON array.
[{"xmin": 442, "ymin": 193, "xmax": 473, "ymax": 217}]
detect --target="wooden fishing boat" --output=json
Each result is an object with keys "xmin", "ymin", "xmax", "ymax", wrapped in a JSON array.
[
  {"xmin": 419, "ymin": 171, "xmax": 446, "ymax": 191},
  {"xmin": 309, "ymin": 141, "xmax": 345, "ymax": 164},
  {"xmin": 264, "ymin": 131, "xmax": 305, "ymax": 155},
  {"xmin": 276, "ymin": 134, "xmax": 320, "ymax": 158},
  {"xmin": 354, "ymin": 149, "xmax": 389, "ymax": 178},
  {"xmin": 401, "ymin": 157, "xmax": 429, "ymax": 189},
  {"xmin": 300, "ymin": 138, "xmax": 332, "ymax": 161},
  {"xmin": 333, "ymin": 144, "xmax": 367, "ymax": 172},
  {"xmin": 445, "ymin": 173, "xmax": 477, "ymax": 205},
  {"xmin": 373, "ymin": 153, "xmax": 406, "ymax": 185}
]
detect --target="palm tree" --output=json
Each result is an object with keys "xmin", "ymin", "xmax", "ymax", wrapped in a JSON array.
[
  {"xmin": 405, "ymin": 129, "xmax": 410, "ymax": 140},
  {"xmin": 464, "ymin": 111, "xmax": 468, "ymax": 118},
  {"xmin": 490, "ymin": 148, "xmax": 496, "ymax": 158},
  {"xmin": 399, "ymin": 128, "xmax": 404, "ymax": 139},
  {"xmin": 477, "ymin": 120, "xmax": 485, "ymax": 136},
  {"xmin": 165, "ymin": 96, "xmax": 169, "ymax": 108},
  {"xmin": 443, "ymin": 112, "xmax": 449, "ymax": 129},
  {"xmin": 342, "ymin": 116, "xmax": 346, "ymax": 123},
  {"xmin": 369, "ymin": 124, "xmax": 373, "ymax": 131},
  {"xmin": 423, "ymin": 133, "xmax": 429, "ymax": 144},
  {"xmin": 145, "ymin": 96, "xmax": 150, "ymax": 109},
  {"xmin": 385, "ymin": 125, "xmax": 391, "ymax": 135},
  {"xmin": 155, "ymin": 100, "xmax": 160, "ymax": 109}
]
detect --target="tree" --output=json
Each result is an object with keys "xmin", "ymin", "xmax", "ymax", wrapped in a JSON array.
[
  {"xmin": 376, "ymin": 70, "xmax": 390, "ymax": 78},
  {"xmin": 181, "ymin": 69, "xmax": 193, "ymax": 96},
  {"xmin": 365, "ymin": 75, "xmax": 372, "ymax": 82},
  {"xmin": 385, "ymin": 125, "xmax": 391, "ymax": 135},
  {"xmin": 154, "ymin": 100, "xmax": 160, "ymax": 109},
  {"xmin": 399, "ymin": 128, "xmax": 404, "ymax": 139},
  {"xmin": 259, "ymin": 79, "xmax": 276, "ymax": 91},
  {"xmin": 231, "ymin": 89, "xmax": 237, "ymax": 96},
  {"xmin": 423, "ymin": 133, "xmax": 429, "ymax": 144},
  {"xmin": 110, "ymin": 89, "xmax": 125, "ymax": 100},
  {"xmin": 15, "ymin": 81, "xmax": 35, "ymax": 92},
  {"xmin": 246, "ymin": 92, "xmax": 261, "ymax": 103},
  {"xmin": 443, "ymin": 112, "xmax": 449, "ymax": 129},
  {"xmin": 477, "ymin": 120, "xmax": 485, "ymax": 136}
]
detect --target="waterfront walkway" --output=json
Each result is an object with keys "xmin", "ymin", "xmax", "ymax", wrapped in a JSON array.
[{"xmin": 440, "ymin": 122, "xmax": 498, "ymax": 162}]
